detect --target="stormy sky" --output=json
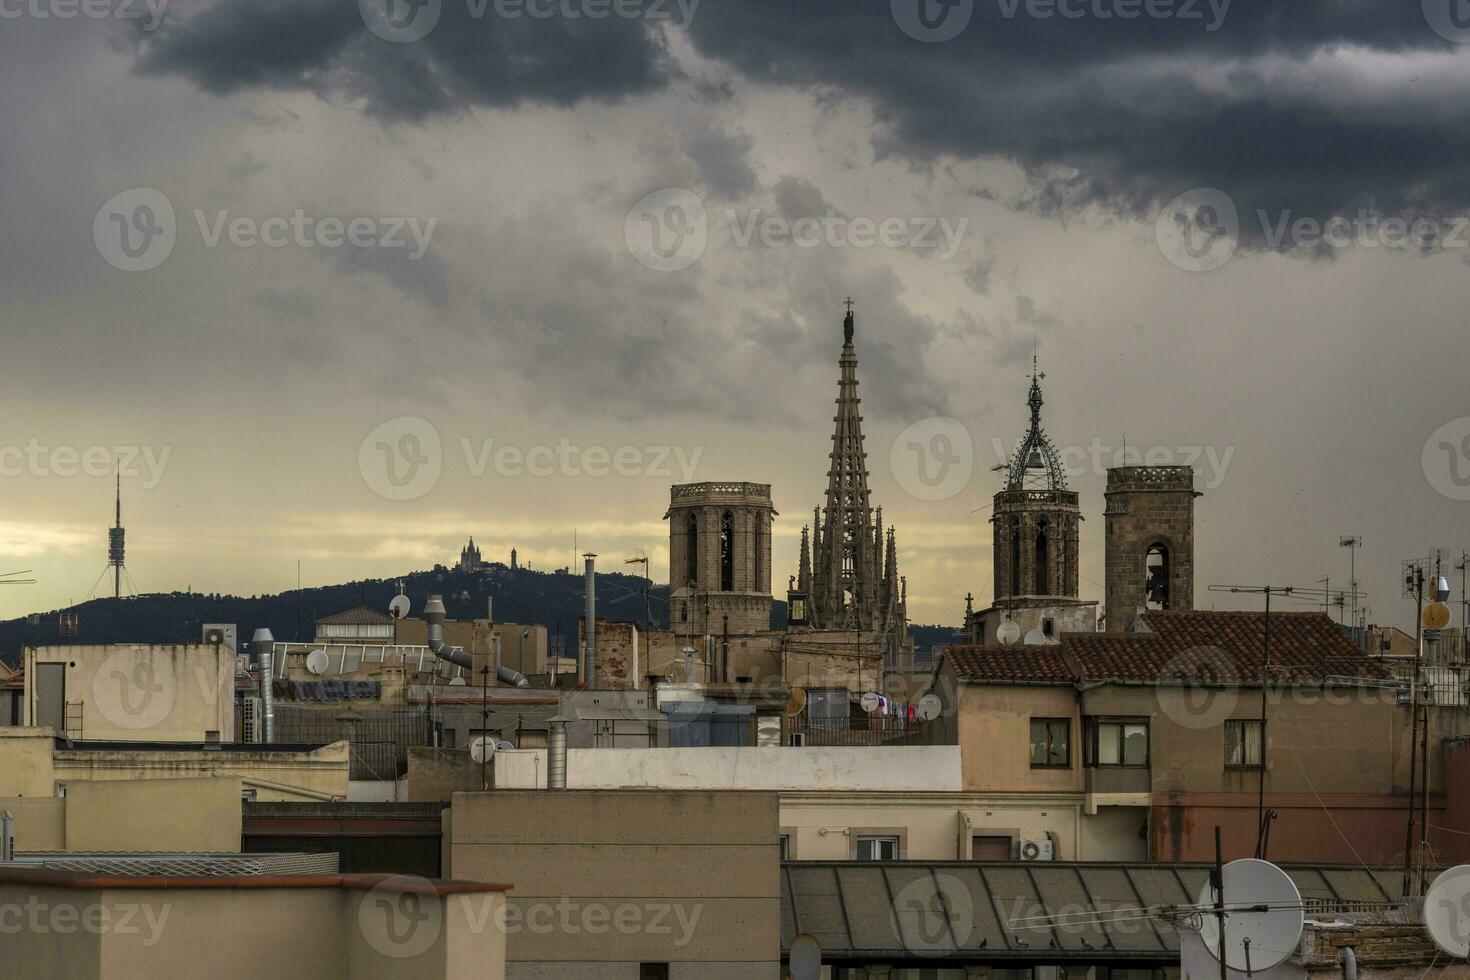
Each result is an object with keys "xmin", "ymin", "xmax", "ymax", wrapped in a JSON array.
[{"xmin": 3, "ymin": 0, "xmax": 1469, "ymax": 630}]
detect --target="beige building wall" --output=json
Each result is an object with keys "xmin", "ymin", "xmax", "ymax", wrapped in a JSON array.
[
  {"xmin": 63, "ymin": 778, "xmax": 243, "ymax": 852},
  {"xmin": 24, "ymin": 644, "xmax": 234, "ymax": 742},
  {"xmin": 955, "ymin": 684, "xmax": 1084, "ymax": 794},
  {"xmin": 778, "ymin": 794, "xmax": 1147, "ymax": 862},
  {"xmin": 0, "ymin": 877, "xmax": 508, "ymax": 980},
  {"xmin": 0, "ymin": 727, "xmax": 349, "ymax": 804},
  {"xmin": 448, "ymin": 790, "xmax": 780, "ymax": 980}
]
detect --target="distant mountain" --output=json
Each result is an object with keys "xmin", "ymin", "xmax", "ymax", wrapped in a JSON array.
[
  {"xmin": 0, "ymin": 565, "xmax": 960, "ymax": 667},
  {"xmin": 0, "ymin": 564, "xmax": 689, "ymax": 666}
]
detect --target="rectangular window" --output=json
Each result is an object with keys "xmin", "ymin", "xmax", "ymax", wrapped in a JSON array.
[
  {"xmin": 856, "ymin": 836, "xmax": 899, "ymax": 860},
  {"xmin": 1029, "ymin": 718, "xmax": 1070, "ymax": 767},
  {"xmin": 1225, "ymin": 720, "xmax": 1264, "ymax": 768},
  {"xmin": 779, "ymin": 835, "xmax": 790, "ymax": 860},
  {"xmin": 1086, "ymin": 719, "xmax": 1149, "ymax": 767},
  {"xmin": 639, "ymin": 965, "xmax": 669, "ymax": 980}
]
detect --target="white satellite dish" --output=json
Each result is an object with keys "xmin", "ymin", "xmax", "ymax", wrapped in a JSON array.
[
  {"xmin": 448, "ymin": 676, "xmax": 467, "ymax": 686},
  {"xmin": 388, "ymin": 594, "xmax": 411, "ymax": 619},
  {"xmin": 470, "ymin": 737, "xmax": 496, "ymax": 764},
  {"xmin": 305, "ymin": 649, "xmax": 329, "ymax": 676},
  {"xmin": 1197, "ymin": 859, "xmax": 1304, "ymax": 973},
  {"xmin": 1022, "ymin": 628, "xmax": 1047, "ymax": 646},
  {"xmin": 997, "ymin": 621, "xmax": 1021, "ymax": 646},
  {"xmin": 789, "ymin": 934, "xmax": 822, "ymax": 980},
  {"xmin": 860, "ymin": 691, "xmax": 883, "ymax": 714},
  {"xmin": 917, "ymin": 694, "xmax": 942, "ymax": 721},
  {"xmin": 495, "ymin": 740, "xmax": 515, "ymax": 753},
  {"xmin": 1424, "ymin": 865, "xmax": 1470, "ymax": 958}
]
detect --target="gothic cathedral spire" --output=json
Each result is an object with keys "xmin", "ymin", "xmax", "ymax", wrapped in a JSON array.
[{"xmin": 797, "ymin": 303, "xmax": 910, "ymax": 655}]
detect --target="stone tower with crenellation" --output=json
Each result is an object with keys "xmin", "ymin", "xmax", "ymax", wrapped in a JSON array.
[
  {"xmin": 1103, "ymin": 466, "xmax": 1200, "ymax": 632},
  {"xmin": 665, "ymin": 482, "xmax": 776, "ymax": 638}
]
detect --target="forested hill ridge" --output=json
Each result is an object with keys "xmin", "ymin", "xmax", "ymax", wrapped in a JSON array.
[{"xmin": 0, "ymin": 563, "xmax": 959, "ymax": 667}]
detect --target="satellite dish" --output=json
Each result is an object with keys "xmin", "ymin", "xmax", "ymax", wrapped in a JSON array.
[
  {"xmin": 860, "ymin": 692, "xmax": 883, "ymax": 714},
  {"xmin": 1425, "ymin": 865, "xmax": 1470, "ymax": 958},
  {"xmin": 470, "ymin": 737, "xmax": 496, "ymax": 763},
  {"xmin": 1197, "ymin": 859, "xmax": 1304, "ymax": 973},
  {"xmin": 305, "ymin": 649, "xmax": 329, "ymax": 676},
  {"xmin": 997, "ymin": 621, "xmax": 1021, "ymax": 646},
  {"xmin": 495, "ymin": 740, "xmax": 516, "ymax": 753},
  {"xmin": 448, "ymin": 676, "xmax": 467, "ymax": 686},
  {"xmin": 388, "ymin": 595, "xmax": 411, "ymax": 620},
  {"xmin": 1423, "ymin": 601, "xmax": 1453, "ymax": 631},
  {"xmin": 785, "ymin": 687, "xmax": 807, "ymax": 717},
  {"xmin": 789, "ymin": 934, "xmax": 822, "ymax": 980},
  {"xmin": 1023, "ymin": 629, "xmax": 1047, "ymax": 646},
  {"xmin": 917, "ymin": 694, "xmax": 942, "ymax": 721}
]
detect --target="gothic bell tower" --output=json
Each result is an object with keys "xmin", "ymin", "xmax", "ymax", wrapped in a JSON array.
[
  {"xmin": 665, "ymin": 482, "xmax": 776, "ymax": 638},
  {"xmin": 971, "ymin": 359, "xmax": 1095, "ymax": 643}
]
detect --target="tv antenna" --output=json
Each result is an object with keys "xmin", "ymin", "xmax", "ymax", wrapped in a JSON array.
[
  {"xmin": 86, "ymin": 471, "xmax": 136, "ymax": 600},
  {"xmin": 0, "ymin": 570, "xmax": 36, "ymax": 586}
]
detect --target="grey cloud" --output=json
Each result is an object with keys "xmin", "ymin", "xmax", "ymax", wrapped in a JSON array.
[{"xmin": 773, "ymin": 175, "xmax": 835, "ymax": 222}]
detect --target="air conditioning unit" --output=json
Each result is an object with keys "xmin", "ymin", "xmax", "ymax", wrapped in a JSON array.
[
  {"xmin": 203, "ymin": 624, "xmax": 237, "ymax": 649},
  {"xmin": 1019, "ymin": 838, "xmax": 1054, "ymax": 862}
]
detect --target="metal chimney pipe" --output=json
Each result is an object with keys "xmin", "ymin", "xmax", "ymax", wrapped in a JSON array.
[
  {"xmin": 582, "ymin": 554, "xmax": 597, "ymax": 688},
  {"xmin": 425, "ymin": 594, "xmax": 528, "ymax": 687},
  {"xmin": 547, "ymin": 716, "xmax": 568, "ymax": 789},
  {"xmin": 252, "ymin": 627, "xmax": 275, "ymax": 743}
]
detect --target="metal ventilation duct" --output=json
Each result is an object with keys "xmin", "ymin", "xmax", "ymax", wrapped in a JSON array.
[
  {"xmin": 424, "ymin": 594, "xmax": 529, "ymax": 687},
  {"xmin": 582, "ymin": 554, "xmax": 597, "ymax": 688},
  {"xmin": 251, "ymin": 627, "xmax": 275, "ymax": 743}
]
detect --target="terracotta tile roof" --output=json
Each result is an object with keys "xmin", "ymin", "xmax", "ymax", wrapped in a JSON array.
[
  {"xmin": 943, "ymin": 612, "xmax": 1391, "ymax": 686},
  {"xmin": 1143, "ymin": 610, "xmax": 1390, "ymax": 680},
  {"xmin": 942, "ymin": 645, "xmax": 1075, "ymax": 683}
]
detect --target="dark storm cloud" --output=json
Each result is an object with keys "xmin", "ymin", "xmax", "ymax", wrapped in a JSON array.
[
  {"xmin": 678, "ymin": 0, "xmax": 1470, "ymax": 246},
  {"xmin": 136, "ymin": 0, "xmax": 671, "ymax": 118},
  {"xmin": 134, "ymin": 0, "xmax": 1470, "ymax": 246}
]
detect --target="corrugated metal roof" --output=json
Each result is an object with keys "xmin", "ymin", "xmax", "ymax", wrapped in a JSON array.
[{"xmin": 782, "ymin": 861, "xmax": 1406, "ymax": 963}]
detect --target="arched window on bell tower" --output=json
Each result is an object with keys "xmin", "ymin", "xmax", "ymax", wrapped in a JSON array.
[
  {"xmin": 1035, "ymin": 520, "xmax": 1050, "ymax": 596},
  {"xmin": 684, "ymin": 513, "xmax": 698, "ymax": 586},
  {"xmin": 1145, "ymin": 543, "xmax": 1170, "ymax": 609},
  {"xmin": 1009, "ymin": 516, "xmax": 1022, "ymax": 597},
  {"xmin": 720, "ymin": 510, "xmax": 734, "ymax": 592}
]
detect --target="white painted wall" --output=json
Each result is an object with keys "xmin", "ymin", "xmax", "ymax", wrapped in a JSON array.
[{"xmin": 493, "ymin": 745, "xmax": 961, "ymax": 791}]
